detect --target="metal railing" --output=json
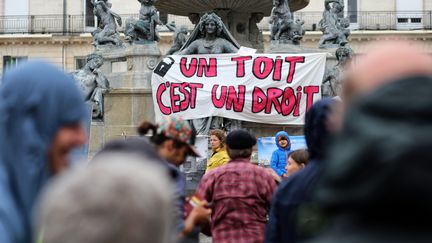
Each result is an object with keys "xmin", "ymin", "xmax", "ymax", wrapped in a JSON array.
[{"xmin": 0, "ymin": 11, "xmax": 430, "ymax": 35}]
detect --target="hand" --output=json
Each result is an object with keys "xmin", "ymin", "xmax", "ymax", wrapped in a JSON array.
[
  {"xmin": 182, "ymin": 201, "xmax": 211, "ymax": 237},
  {"xmin": 266, "ymin": 168, "xmax": 281, "ymax": 183},
  {"xmin": 190, "ymin": 200, "xmax": 211, "ymax": 225}
]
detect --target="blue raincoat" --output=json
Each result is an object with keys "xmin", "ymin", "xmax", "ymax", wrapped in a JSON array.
[
  {"xmin": 270, "ymin": 131, "xmax": 291, "ymax": 176},
  {"xmin": 0, "ymin": 61, "xmax": 86, "ymax": 243}
]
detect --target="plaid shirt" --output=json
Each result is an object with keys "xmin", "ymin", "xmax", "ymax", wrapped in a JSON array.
[{"xmin": 195, "ymin": 159, "xmax": 277, "ymax": 243}]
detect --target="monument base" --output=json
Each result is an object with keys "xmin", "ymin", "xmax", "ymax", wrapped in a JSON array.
[
  {"xmin": 96, "ymin": 43, "xmax": 161, "ymax": 89},
  {"xmin": 89, "ymin": 44, "xmax": 162, "ymax": 158}
]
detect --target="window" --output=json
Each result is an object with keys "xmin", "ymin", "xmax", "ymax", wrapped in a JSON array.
[
  {"xmin": 411, "ymin": 18, "xmax": 422, "ymax": 23},
  {"xmin": 159, "ymin": 12, "xmax": 168, "ymax": 24},
  {"xmin": 3, "ymin": 56, "xmax": 27, "ymax": 72},
  {"xmin": 398, "ymin": 18, "xmax": 409, "ymax": 23},
  {"xmin": 347, "ymin": 0, "xmax": 358, "ymax": 23},
  {"xmin": 86, "ymin": 0, "xmax": 96, "ymax": 27},
  {"xmin": 75, "ymin": 57, "xmax": 86, "ymax": 70}
]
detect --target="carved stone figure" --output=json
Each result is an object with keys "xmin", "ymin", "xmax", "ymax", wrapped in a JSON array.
[
  {"xmin": 318, "ymin": 0, "xmax": 351, "ymax": 49},
  {"xmin": 180, "ymin": 13, "xmax": 239, "ymax": 55},
  {"xmin": 71, "ymin": 53, "xmax": 110, "ymax": 119},
  {"xmin": 322, "ymin": 44, "xmax": 353, "ymax": 97},
  {"xmin": 165, "ymin": 21, "xmax": 189, "ymax": 55},
  {"xmin": 125, "ymin": 0, "xmax": 163, "ymax": 43},
  {"xmin": 91, "ymin": 0, "xmax": 122, "ymax": 47},
  {"xmin": 285, "ymin": 18, "xmax": 306, "ymax": 44},
  {"xmin": 179, "ymin": 12, "xmax": 241, "ymax": 134},
  {"xmin": 270, "ymin": 0, "xmax": 305, "ymax": 44}
]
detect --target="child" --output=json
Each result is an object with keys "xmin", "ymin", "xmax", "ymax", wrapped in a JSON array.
[
  {"xmin": 270, "ymin": 131, "xmax": 291, "ymax": 177},
  {"xmin": 284, "ymin": 149, "xmax": 309, "ymax": 177}
]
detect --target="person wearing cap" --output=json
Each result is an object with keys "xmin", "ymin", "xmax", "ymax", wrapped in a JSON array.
[
  {"xmin": 194, "ymin": 129, "xmax": 277, "ymax": 243},
  {"xmin": 137, "ymin": 117, "xmax": 210, "ymax": 241}
]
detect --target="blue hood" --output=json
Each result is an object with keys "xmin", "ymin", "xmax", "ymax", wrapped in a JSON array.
[
  {"xmin": 275, "ymin": 131, "xmax": 291, "ymax": 151},
  {"xmin": 304, "ymin": 98, "xmax": 337, "ymax": 160},
  {"xmin": 0, "ymin": 61, "xmax": 87, "ymax": 242}
]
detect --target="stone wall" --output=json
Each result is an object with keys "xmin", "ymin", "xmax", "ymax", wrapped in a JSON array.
[
  {"xmin": 0, "ymin": 35, "xmax": 93, "ymax": 75},
  {"xmin": 2, "ymin": 30, "xmax": 432, "ymax": 74},
  {"xmin": 29, "ymin": 0, "xmax": 63, "ymax": 15}
]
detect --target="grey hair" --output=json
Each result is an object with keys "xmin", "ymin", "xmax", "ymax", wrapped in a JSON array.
[
  {"xmin": 227, "ymin": 147, "xmax": 253, "ymax": 160},
  {"xmin": 36, "ymin": 153, "xmax": 175, "ymax": 243}
]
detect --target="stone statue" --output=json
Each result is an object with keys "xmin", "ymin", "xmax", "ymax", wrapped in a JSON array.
[
  {"xmin": 165, "ymin": 21, "xmax": 189, "ymax": 55},
  {"xmin": 270, "ymin": 0, "xmax": 305, "ymax": 44},
  {"xmin": 125, "ymin": 0, "xmax": 163, "ymax": 43},
  {"xmin": 71, "ymin": 53, "xmax": 110, "ymax": 119},
  {"xmin": 91, "ymin": 0, "xmax": 122, "ymax": 47},
  {"xmin": 179, "ymin": 12, "xmax": 241, "ymax": 135},
  {"xmin": 318, "ymin": 0, "xmax": 351, "ymax": 49},
  {"xmin": 322, "ymin": 44, "xmax": 353, "ymax": 97},
  {"xmin": 179, "ymin": 12, "xmax": 240, "ymax": 55}
]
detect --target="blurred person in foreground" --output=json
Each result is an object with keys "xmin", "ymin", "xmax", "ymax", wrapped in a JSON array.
[
  {"xmin": 36, "ymin": 153, "xmax": 175, "ymax": 243},
  {"xmin": 195, "ymin": 129, "xmax": 277, "ymax": 243},
  {"xmin": 138, "ymin": 117, "xmax": 211, "ymax": 241},
  {"xmin": 0, "ymin": 61, "xmax": 87, "ymax": 243},
  {"xmin": 206, "ymin": 129, "xmax": 229, "ymax": 173},
  {"xmin": 265, "ymin": 98, "xmax": 342, "ymax": 243},
  {"xmin": 308, "ymin": 41, "xmax": 432, "ymax": 243}
]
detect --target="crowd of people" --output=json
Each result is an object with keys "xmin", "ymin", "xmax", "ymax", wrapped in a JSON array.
[{"xmin": 1, "ymin": 39, "xmax": 432, "ymax": 243}]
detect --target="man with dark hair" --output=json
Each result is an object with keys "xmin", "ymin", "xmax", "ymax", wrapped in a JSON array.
[
  {"xmin": 195, "ymin": 129, "xmax": 277, "ymax": 243},
  {"xmin": 137, "ymin": 117, "xmax": 210, "ymax": 242}
]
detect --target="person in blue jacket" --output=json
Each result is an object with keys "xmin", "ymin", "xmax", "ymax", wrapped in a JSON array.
[
  {"xmin": 0, "ymin": 61, "xmax": 87, "ymax": 243},
  {"xmin": 270, "ymin": 131, "xmax": 291, "ymax": 177}
]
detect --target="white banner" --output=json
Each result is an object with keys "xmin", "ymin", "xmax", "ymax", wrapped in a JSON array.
[{"xmin": 152, "ymin": 53, "xmax": 326, "ymax": 125}]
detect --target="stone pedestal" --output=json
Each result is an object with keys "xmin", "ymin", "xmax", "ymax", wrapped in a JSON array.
[
  {"xmin": 95, "ymin": 43, "xmax": 161, "ymax": 89},
  {"xmin": 88, "ymin": 44, "xmax": 162, "ymax": 157}
]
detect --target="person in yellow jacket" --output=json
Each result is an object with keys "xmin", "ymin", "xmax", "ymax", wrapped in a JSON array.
[{"xmin": 206, "ymin": 129, "xmax": 229, "ymax": 172}]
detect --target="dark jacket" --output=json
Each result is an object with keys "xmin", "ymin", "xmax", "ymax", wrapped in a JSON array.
[
  {"xmin": 270, "ymin": 131, "xmax": 291, "ymax": 176},
  {"xmin": 0, "ymin": 61, "xmax": 87, "ymax": 243},
  {"xmin": 265, "ymin": 98, "xmax": 337, "ymax": 243},
  {"xmin": 309, "ymin": 76, "xmax": 432, "ymax": 243}
]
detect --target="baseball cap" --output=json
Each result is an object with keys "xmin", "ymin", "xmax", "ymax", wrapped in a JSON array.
[{"xmin": 157, "ymin": 116, "xmax": 200, "ymax": 157}]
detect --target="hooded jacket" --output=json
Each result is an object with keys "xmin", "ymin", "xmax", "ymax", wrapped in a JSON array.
[
  {"xmin": 265, "ymin": 98, "xmax": 337, "ymax": 243},
  {"xmin": 309, "ymin": 76, "xmax": 432, "ymax": 243},
  {"xmin": 270, "ymin": 131, "xmax": 291, "ymax": 176},
  {"xmin": 0, "ymin": 61, "xmax": 87, "ymax": 243}
]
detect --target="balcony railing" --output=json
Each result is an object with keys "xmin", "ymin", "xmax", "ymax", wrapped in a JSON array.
[{"xmin": 0, "ymin": 11, "xmax": 430, "ymax": 35}]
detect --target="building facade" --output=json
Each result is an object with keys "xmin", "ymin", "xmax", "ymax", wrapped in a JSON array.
[{"xmin": 0, "ymin": 0, "xmax": 431, "ymax": 77}]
